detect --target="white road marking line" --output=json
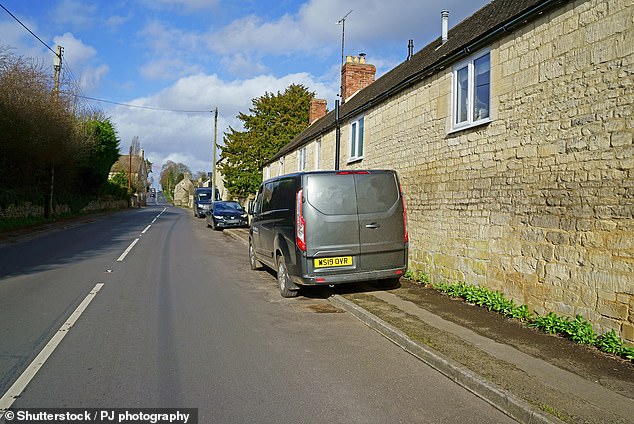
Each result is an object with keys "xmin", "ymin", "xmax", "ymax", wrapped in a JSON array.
[
  {"xmin": 141, "ymin": 225, "xmax": 151, "ymax": 234},
  {"xmin": 0, "ymin": 283, "xmax": 104, "ymax": 414},
  {"xmin": 117, "ymin": 238, "xmax": 139, "ymax": 262}
]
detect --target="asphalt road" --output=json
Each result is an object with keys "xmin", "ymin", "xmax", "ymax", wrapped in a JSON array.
[{"xmin": 0, "ymin": 202, "xmax": 517, "ymax": 423}]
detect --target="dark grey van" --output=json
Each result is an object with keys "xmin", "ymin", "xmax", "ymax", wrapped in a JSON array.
[
  {"xmin": 193, "ymin": 187, "xmax": 219, "ymax": 218},
  {"xmin": 248, "ymin": 170, "xmax": 408, "ymax": 297}
]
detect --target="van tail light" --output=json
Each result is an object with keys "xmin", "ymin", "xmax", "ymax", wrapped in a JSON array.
[
  {"xmin": 336, "ymin": 171, "xmax": 370, "ymax": 175},
  {"xmin": 400, "ymin": 184, "xmax": 409, "ymax": 244},
  {"xmin": 296, "ymin": 189, "xmax": 306, "ymax": 252}
]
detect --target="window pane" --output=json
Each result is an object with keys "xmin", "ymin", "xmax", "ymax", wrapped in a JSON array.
[
  {"xmin": 306, "ymin": 174, "xmax": 357, "ymax": 215},
  {"xmin": 356, "ymin": 173, "xmax": 398, "ymax": 214},
  {"xmin": 456, "ymin": 66, "xmax": 469, "ymax": 124},
  {"xmin": 358, "ymin": 117, "xmax": 364, "ymax": 156},
  {"xmin": 350, "ymin": 122, "xmax": 357, "ymax": 157},
  {"xmin": 474, "ymin": 53, "xmax": 490, "ymax": 121}
]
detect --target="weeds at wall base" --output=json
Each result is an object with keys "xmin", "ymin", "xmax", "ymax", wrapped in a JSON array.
[{"xmin": 402, "ymin": 271, "xmax": 634, "ymax": 364}]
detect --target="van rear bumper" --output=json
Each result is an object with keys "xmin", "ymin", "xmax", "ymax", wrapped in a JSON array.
[{"xmin": 292, "ymin": 267, "xmax": 407, "ymax": 286}]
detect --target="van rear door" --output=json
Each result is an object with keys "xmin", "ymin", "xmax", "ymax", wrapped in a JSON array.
[
  {"xmin": 303, "ymin": 173, "xmax": 361, "ymax": 268},
  {"xmin": 355, "ymin": 171, "xmax": 407, "ymax": 271}
]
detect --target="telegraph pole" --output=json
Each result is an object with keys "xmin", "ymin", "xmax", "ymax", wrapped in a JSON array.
[
  {"xmin": 46, "ymin": 45, "xmax": 63, "ymax": 219},
  {"xmin": 53, "ymin": 45, "xmax": 63, "ymax": 96},
  {"xmin": 211, "ymin": 107, "xmax": 218, "ymax": 201}
]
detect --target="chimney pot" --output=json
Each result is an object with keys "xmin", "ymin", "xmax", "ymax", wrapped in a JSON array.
[
  {"xmin": 407, "ymin": 39, "xmax": 414, "ymax": 60},
  {"xmin": 441, "ymin": 10, "xmax": 449, "ymax": 44}
]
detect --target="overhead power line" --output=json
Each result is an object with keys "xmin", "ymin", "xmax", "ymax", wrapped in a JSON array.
[
  {"xmin": 1, "ymin": 2, "xmax": 209, "ymax": 115},
  {"xmin": 0, "ymin": 2, "xmax": 58, "ymax": 57},
  {"xmin": 75, "ymin": 94, "xmax": 212, "ymax": 114}
]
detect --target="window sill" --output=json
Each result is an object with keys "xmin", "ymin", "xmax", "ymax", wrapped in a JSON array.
[
  {"xmin": 449, "ymin": 118, "xmax": 492, "ymax": 134},
  {"xmin": 347, "ymin": 156, "xmax": 364, "ymax": 164}
]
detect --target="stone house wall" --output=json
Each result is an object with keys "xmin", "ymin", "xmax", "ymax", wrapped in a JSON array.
[{"xmin": 263, "ymin": 0, "xmax": 634, "ymax": 342}]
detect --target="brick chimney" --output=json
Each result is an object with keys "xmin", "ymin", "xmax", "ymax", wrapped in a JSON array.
[
  {"xmin": 341, "ymin": 54, "xmax": 376, "ymax": 103},
  {"xmin": 309, "ymin": 98, "xmax": 327, "ymax": 124}
]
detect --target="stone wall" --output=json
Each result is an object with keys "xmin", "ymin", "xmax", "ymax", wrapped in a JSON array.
[
  {"xmin": 265, "ymin": 0, "xmax": 634, "ymax": 342},
  {"xmin": 0, "ymin": 199, "xmax": 128, "ymax": 219}
]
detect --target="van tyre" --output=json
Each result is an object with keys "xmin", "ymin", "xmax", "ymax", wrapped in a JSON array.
[
  {"xmin": 248, "ymin": 240, "xmax": 262, "ymax": 270},
  {"xmin": 277, "ymin": 256, "xmax": 299, "ymax": 298}
]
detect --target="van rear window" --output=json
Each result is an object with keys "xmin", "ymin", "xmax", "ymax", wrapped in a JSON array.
[
  {"xmin": 355, "ymin": 173, "xmax": 399, "ymax": 214},
  {"xmin": 306, "ymin": 174, "xmax": 357, "ymax": 215}
]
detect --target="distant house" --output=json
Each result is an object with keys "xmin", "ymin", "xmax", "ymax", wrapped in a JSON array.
[
  {"xmin": 262, "ymin": 0, "xmax": 634, "ymax": 343},
  {"xmin": 173, "ymin": 172, "xmax": 195, "ymax": 207},
  {"xmin": 109, "ymin": 149, "xmax": 149, "ymax": 207}
]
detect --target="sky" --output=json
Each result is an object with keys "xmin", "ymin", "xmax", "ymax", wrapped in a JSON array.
[{"xmin": 0, "ymin": 0, "xmax": 489, "ymax": 186}]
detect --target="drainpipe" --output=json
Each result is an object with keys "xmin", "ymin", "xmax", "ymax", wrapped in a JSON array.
[{"xmin": 334, "ymin": 99, "xmax": 340, "ymax": 170}]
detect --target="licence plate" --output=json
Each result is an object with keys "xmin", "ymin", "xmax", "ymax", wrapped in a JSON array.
[{"xmin": 314, "ymin": 256, "xmax": 353, "ymax": 268}]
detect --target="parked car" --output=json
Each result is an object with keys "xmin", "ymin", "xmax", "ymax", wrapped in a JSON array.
[
  {"xmin": 206, "ymin": 201, "xmax": 248, "ymax": 230},
  {"xmin": 193, "ymin": 187, "xmax": 218, "ymax": 218},
  {"xmin": 248, "ymin": 170, "xmax": 408, "ymax": 297}
]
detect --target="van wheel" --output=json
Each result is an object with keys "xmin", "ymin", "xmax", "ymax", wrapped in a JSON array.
[
  {"xmin": 277, "ymin": 256, "xmax": 299, "ymax": 298},
  {"xmin": 248, "ymin": 240, "xmax": 262, "ymax": 270}
]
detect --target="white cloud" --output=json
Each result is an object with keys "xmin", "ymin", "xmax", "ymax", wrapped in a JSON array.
[
  {"xmin": 0, "ymin": 19, "xmax": 51, "ymax": 63},
  {"xmin": 52, "ymin": 0, "xmax": 98, "ymax": 29},
  {"xmin": 140, "ymin": 57, "xmax": 203, "ymax": 81},
  {"xmin": 141, "ymin": 0, "xmax": 220, "ymax": 13},
  {"xmin": 206, "ymin": 14, "xmax": 315, "ymax": 56},
  {"xmin": 109, "ymin": 71, "xmax": 338, "ymax": 175},
  {"xmin": 52, "ymin": 32, "xmax": 108, "ymax": 91},
  {"xmin": 80, "ymin": 63, "xmax": 109, "ymax": 92},
  {"xmin": 53, "ymin": 32, "xmax": 97, "ymax": 64},
  {"xmin": 220, "ymin": 53, "xmax": 268, "ymax": 78}
]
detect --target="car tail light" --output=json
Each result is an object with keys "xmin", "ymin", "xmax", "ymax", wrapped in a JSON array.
[
  {"xmin": 400, "ymin": 184, "xmax": 409, "ymax": 244},
  {"xmin": 296, "ymin": 189, "xmax": 306, "ymax": 252}
]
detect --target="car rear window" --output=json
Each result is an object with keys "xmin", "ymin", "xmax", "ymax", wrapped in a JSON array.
[
  {"xmin": 215, "ymin": 202, "xmax": 243, "ymax": 212},
  {"xmin": 196, "ymin": 191, "xmax": 212, "ymax": 201},
  {"xmin": 306, "ymin": 174, "xmax": 357, "ymax": 215},
  {"xmin": 355, "ymin": 172, "xmax": 399, "ymax": 214}
]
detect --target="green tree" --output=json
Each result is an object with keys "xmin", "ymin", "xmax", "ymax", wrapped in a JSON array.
[
  {"xmin": 159, "ymin": 160, "xmax": 190, "ymax": 200},
  {"xmin": 83, "ymin": 117, "xmax": 121, "ymax": 193},
  {"xmin": 109, "ymin": 171, "xmax": 128, "ymax": 188},
  {"xmin": 220, "ymin": 83, "xmax": 313, "ymax": 197},
  {"xmin": 0, "ymin": 47, "xmax": 91, "ymax": 213}
]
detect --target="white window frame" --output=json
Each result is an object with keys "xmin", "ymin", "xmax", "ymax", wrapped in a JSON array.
[
  {"xmin": 348, "ymin": 115, "xmax": 364, "ymax": 162},
  {"xmin": 451, "ymin": 49, "xmax": 491, "ymax": 131},
  {"xmin": 297, "ymin": 146, "xmax": 306, "ymax": 171},
  {"xmin": 278, "ymin": 157, "xmax": 284, "ymax": 176},
  {"xmin": 314, "ymin": 139, "xmax": 321, "ymax": 170}
]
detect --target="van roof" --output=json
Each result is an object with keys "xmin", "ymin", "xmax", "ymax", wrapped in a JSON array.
[{"xmin": 262, "ymin": 169, "xmax": 396, "ymax": 184}]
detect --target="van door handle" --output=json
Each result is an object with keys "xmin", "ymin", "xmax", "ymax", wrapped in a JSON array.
[{"xmin": 365, "ymin": 223, "xmax": 380, "ymax": 229}]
